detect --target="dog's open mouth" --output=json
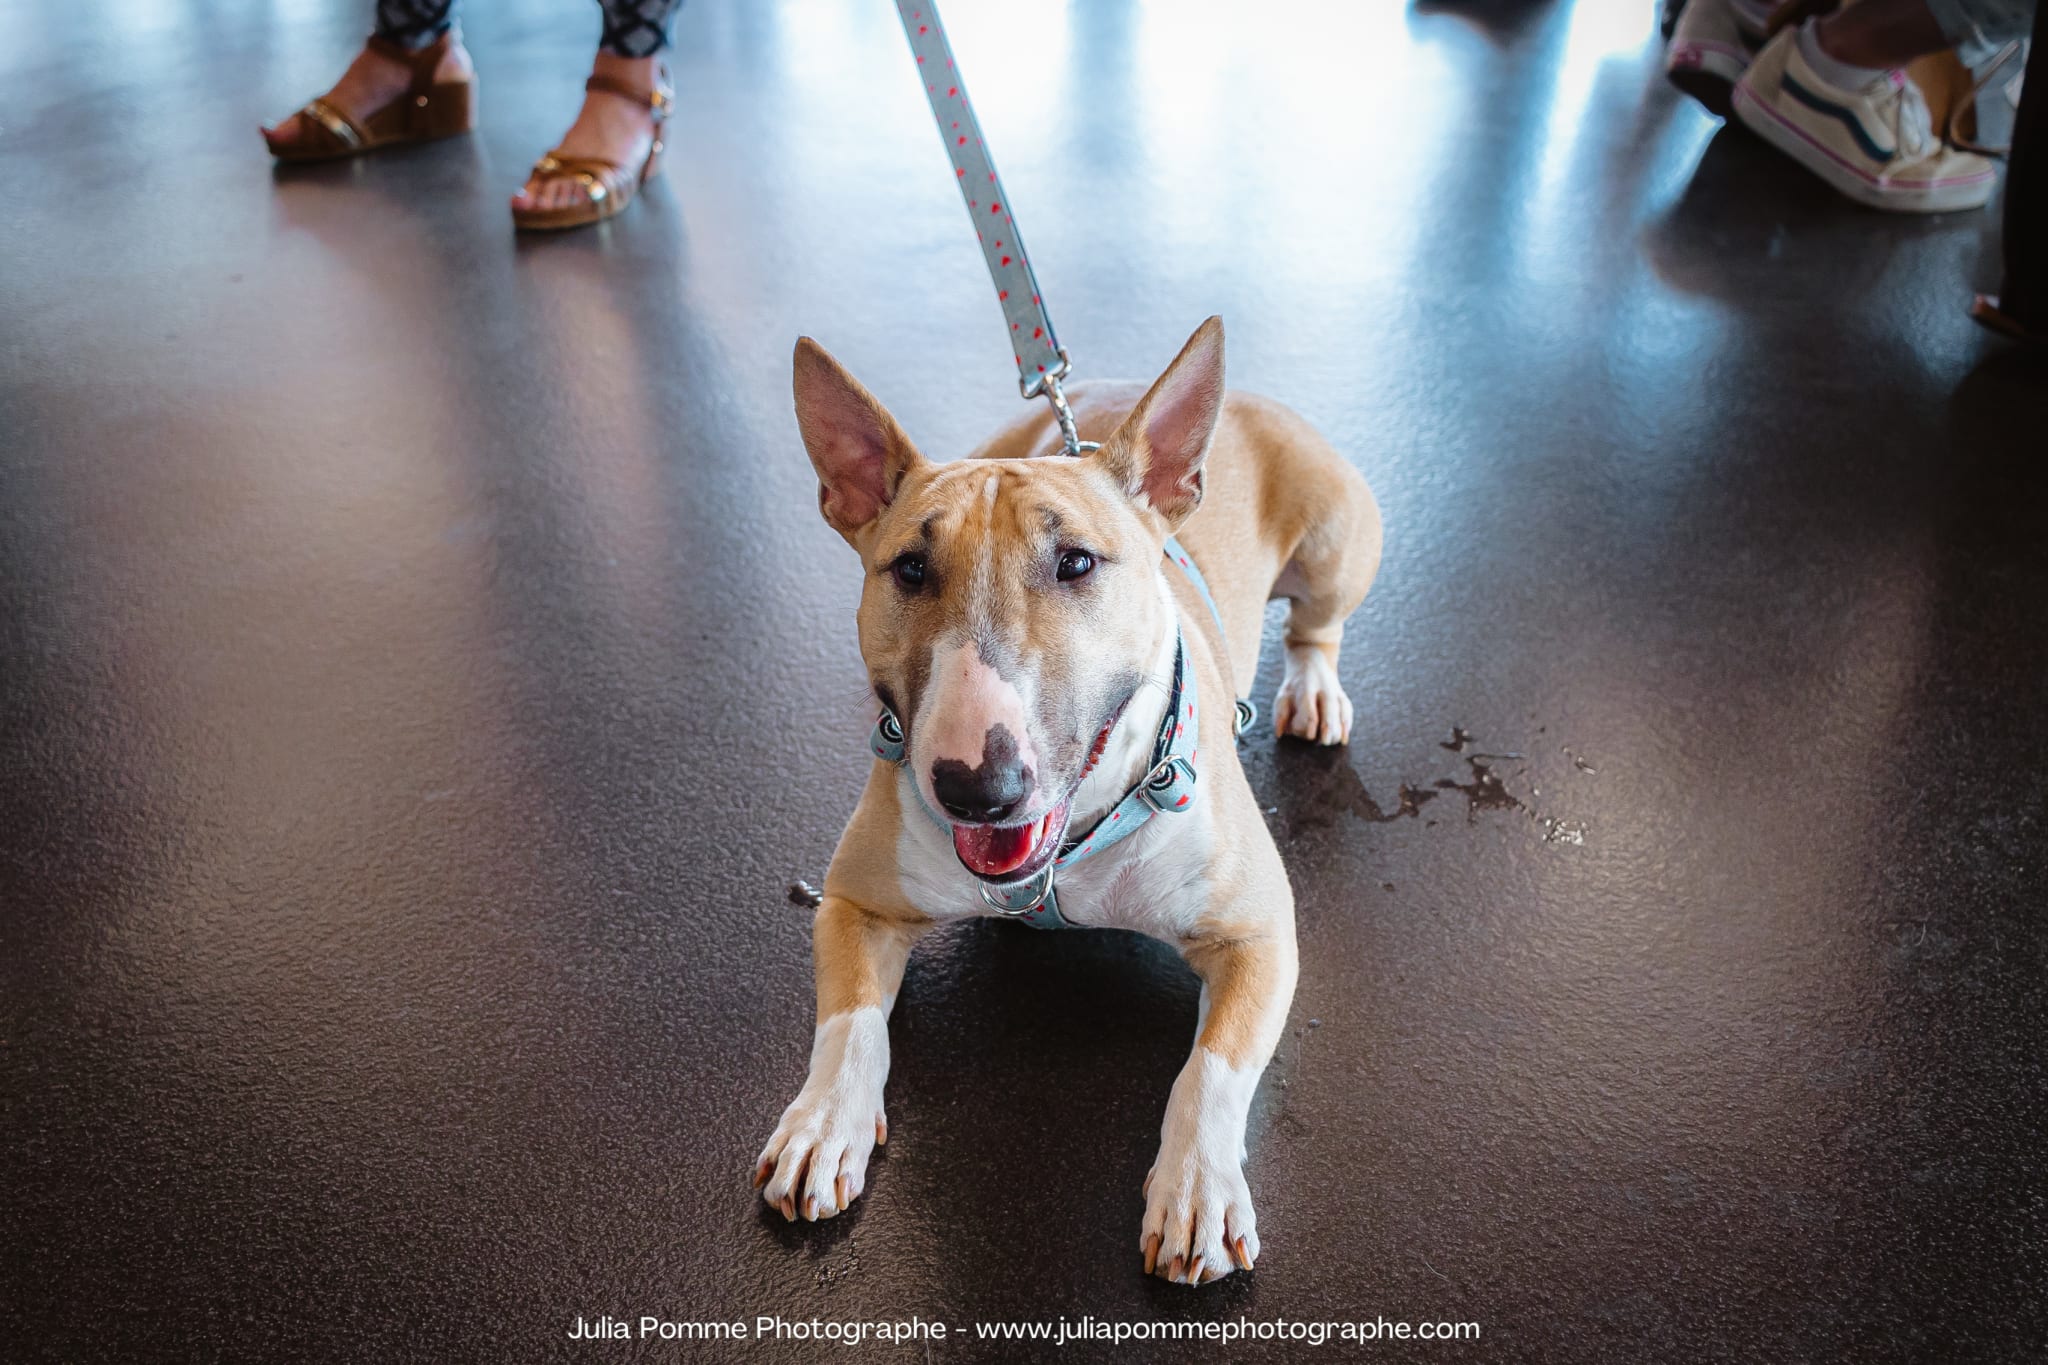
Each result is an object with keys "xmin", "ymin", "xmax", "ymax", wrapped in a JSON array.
[
  {"xmin": 951, "ymin": 800, "xmax": 1070, "ymax": 882},
  {"xmin": 947, "ymin": 693, "xmax": 1132, "ymax": 883}
]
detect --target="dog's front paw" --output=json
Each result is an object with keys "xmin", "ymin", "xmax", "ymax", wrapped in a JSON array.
[
  {"xmin": 1273, "ymin": 642, "xmax": 1352, "ymax": 746},
  {"xmin": 754, "ymin": 1090, "xmax": 886, "ymax": 1222},
  {"xmin": 1139, "ymin": 1138, "xmax": 1259, "ymax": 1285},
  {"xmin": 753, "ymin": 1007, "xmax": 892, "ymax": 1221}
]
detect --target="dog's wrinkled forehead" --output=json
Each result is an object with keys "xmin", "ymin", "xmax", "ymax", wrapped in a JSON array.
[{"xmin": 883, "ymin": 457, "xmax": 1132, "ymax": 589}]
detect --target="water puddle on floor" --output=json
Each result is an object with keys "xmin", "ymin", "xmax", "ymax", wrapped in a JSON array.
[
  {"xmin": 1433, "ymin": 750, "xmax": 1525, "ymax": 820},
  {"xmin": 1270, "ymin": 726, "xmax": 1594, "ymax": 847},
  {"xmin": 1339, "ymin": 779, "xmax": 1441, "ymax": 825}
]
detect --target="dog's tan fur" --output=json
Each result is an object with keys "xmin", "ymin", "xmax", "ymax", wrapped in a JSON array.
[{"xmin": 758, "ymin": 319, "xmax": 1381, "ymax": 1284}]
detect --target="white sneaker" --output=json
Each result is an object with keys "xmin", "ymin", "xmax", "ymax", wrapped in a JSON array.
[
  {"xmin": 1666, "ymin": 0, "xmax": 1759, "ymax": 118},
  {"xmin": 1731, "ymin": 27, "xmax": 1999, "ymax": 212}
]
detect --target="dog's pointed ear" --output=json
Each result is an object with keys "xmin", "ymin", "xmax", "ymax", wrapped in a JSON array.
[
  {"xmin": 793, "ymin": 338, "xmax": 927, "ymax": 542},
  {"xmin": 1092, "ymin": 316, "xmax": 1225, "ymax": 530}
]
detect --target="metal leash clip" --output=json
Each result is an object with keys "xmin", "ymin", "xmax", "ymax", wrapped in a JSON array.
[
  {"xmin": 1019, "ymin": 347, "xmax": 1072, "ymax": 401},
  {"xmin": 1027, "ymin": 349, "xmax": 1099, "ymax": 459}
]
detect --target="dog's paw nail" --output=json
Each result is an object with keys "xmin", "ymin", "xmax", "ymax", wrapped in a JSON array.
[
  {"xmin": 875, "ymin": 1115, "xmax": 888, "ymax": 1146},
  {"xmin": 761, "ymin": 1077, "xmax": 886, "ymax": 1225},
  {"xmin": 1189, "ymin": 1255, "xmax": 1206, "ymax": 1283},
  {"xmin": 1231, "ymin": 1235, "xmax": 1252, "ymax": 1270},
  {"xmin": 752, "ymin": 1158, "xmax": 772, "ymax": 1189},
  {"xmin": 1167, "ymin": 1255, "xmax": 1184, "ymax": 1282},
  {"xmin": 1143, "ymin": 1233, "xmax": 1161, "ymax": 1276}
]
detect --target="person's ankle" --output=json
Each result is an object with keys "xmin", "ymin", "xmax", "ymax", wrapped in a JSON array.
[
  {"xmin": 1802, "ymin": 17, "xmax": 1892, "ymax": 90},
  {"xmin": 589, "ymin": 51, "xmax": 665, "ymax": 95}
]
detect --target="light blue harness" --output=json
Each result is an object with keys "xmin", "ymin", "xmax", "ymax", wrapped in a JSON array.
[{"xmin": 868, "ymin": 536, "xmax": 1254, "ymax": 929}]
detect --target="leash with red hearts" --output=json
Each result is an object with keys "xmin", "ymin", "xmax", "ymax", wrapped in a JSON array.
[
  {"xmin": 893, "ymin": 0, "xmax": 1093, "ymax": 457},
  {"xmin": 877, "ymin": 3, "xmax": 1258, "ymax": 929}
]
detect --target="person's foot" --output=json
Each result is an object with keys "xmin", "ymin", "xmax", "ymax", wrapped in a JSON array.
[
  {"xmin": 262, "ymin": 33, "xmax": 473, "ymax": 156},
  {"xmin": 1667, "ymin": 0, "xmax": 1779, "ymax": 117},
  {"xmin": 512, "ymin": 55, "xmax": 669, "ymax": 216},
  {"xmin": 1667, "ymin": 0, "xmax": 1758, "ymax": 118},
  {"xmin": 1970, "ymin": 294, "xmax": 2045, "ymax": 342},
  {"xmin": 1731, "ymin": 24, "xmax": 1998, "ymax": 212}
]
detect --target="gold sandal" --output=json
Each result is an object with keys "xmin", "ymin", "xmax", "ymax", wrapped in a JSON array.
[
  {"xmin": 511, "ymin": 72, "xmax": 672, "ymax": 232},
  {"xmin": 265, "ymin": 31, "xmax": 476, "ymax": 163},
  {"xmin": 1970, "ymin": 295, "xmax": 2044, "ymax": 344}
]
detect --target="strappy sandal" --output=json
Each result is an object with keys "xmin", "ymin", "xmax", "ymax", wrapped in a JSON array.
[
  {"xmin": 1970, "ymin": 295, "xmax": 2045, "ymax": 344},
  {"xmin": 511, "ymin": 72, "xmax": 672, "ymax": 232},
  {"xmin": 266, "ymin": 31, "xmax": 475, "ymax": 163}
]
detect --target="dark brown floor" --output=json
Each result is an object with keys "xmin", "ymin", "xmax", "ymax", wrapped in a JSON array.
[{"xmin": 4, "ymin": 0, "xmax": 2046, "ymax": 1361}]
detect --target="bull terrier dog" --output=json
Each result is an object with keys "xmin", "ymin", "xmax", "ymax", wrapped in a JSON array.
[{"xmin": 754, "ymin": 317, "xmax": 1382, "ymax": 1284}]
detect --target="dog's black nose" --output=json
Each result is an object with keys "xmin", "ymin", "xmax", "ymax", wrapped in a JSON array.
[
  {"xmin": 932, "ymin": 761, "xmax": 1029, "ymax": 823},
  {"xmin": 931, "ymin": 729, "xmax": 1031, "ymax": 824}
]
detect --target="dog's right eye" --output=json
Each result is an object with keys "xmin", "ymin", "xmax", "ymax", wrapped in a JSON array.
[{"xmin": 890, "ymin": 554, "xmax": 927, "ymax": 590}]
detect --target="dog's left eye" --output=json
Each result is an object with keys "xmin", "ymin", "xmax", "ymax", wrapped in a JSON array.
[
  {"xmin": 890, "ymin": 553, "xmax": 927, "ymax": 590},
  {"xmin": 1056, "ymin": 549, "xmax": 1095, "ymax": 582}
]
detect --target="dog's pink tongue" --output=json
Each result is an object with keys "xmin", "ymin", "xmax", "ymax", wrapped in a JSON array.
[{"xmin": 953, "ymin": 820, "xmax": 1040, "ymax": 878}]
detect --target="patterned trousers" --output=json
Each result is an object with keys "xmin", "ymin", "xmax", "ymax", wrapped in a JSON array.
[{"xmin": 375, "ymin": 0, "xmax": 683, "ymax": 58}]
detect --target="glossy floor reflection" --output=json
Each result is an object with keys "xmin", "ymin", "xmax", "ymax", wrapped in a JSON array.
[{"xmin": 2, "ymin": 0, "xmax": 2044, "ymax": 1361}]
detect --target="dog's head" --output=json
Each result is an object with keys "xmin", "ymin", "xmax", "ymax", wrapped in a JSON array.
[{"xmin": 793, "ymin": 318, "xmax": 1225, "ymax": 885}]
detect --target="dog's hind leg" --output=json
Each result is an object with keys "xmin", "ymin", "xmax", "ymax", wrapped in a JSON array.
[{"xmin": 1269, "ymin": 461, "xmax": 1381, "ymax": 746}]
